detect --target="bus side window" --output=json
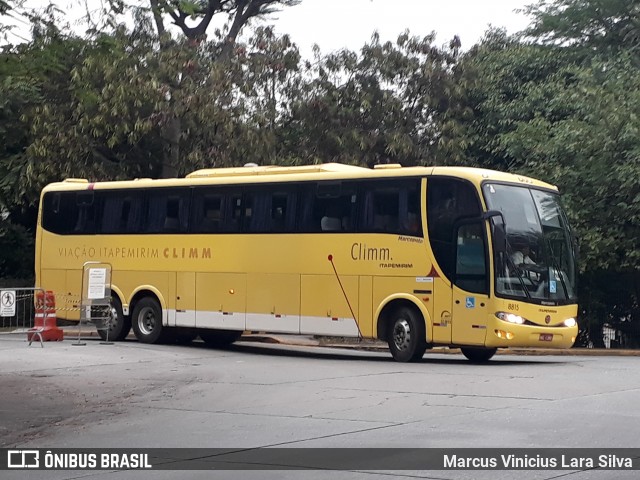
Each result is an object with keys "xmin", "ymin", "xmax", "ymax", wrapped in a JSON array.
[
  {"xmin": 360, "ymin": 180, "xmax": 421, "ymax": 235},
  {"xmin": 320, "ymin": 201, "xmax": 343, "ymax": 231},
  {"xmin": 404, "ymin": 188, "xmax": 422, "ymax": 235},
  {"xmin": 272, "ymin": 192, "xmax": 296, "ymax": 232},
  {"xmin": 201, "ymin": 195, "xmax": 223, "ymax": 232},
  {"xmin": 42, "ymin": 192, "xmax": 79, "ymax": 234},
  {"xmin": 298, "ymin": 189, "xmax": 318, "ymax": 232},
  {"xmin": 73, "ymin": 192, "xmax": 95, "ymax": 234},
  {"xmin": 146, "ymin": 189, "xmax": 189, "ymax": 233},
  {"xmin": 100, "ymin": 195, "xmax": 124, "ymax": 234},
  {"xmin": 242, "ymin": 189, "xmax": 298, "ymax": 233},
  {"xmin": 192, "ymin": 189, "xmax": 240, "ymax": 234},
  {"xmin": 125, "ymin": 195, "xmax": 144, "ymax": 233},
  {"xmin": 455, "ymin": 222, "xmax": 488, "ymax": 294},
  {"xmin": 309, "ymin": 182, "xmax": 356, "ymax": 233},
  {"xmin": 163, "ymin": 198, "xmax": 180, "ymax": 232},
  {"xmin": 427, "ymin": 177, "xmax": 481, "ymax": 280},
  {"xmin": 224, "ymin": 195, "xmax": 242, "ymax": 233},
  {"xmin": 245, "ymin": 191, "xmax": 270, "ymax": 233}
]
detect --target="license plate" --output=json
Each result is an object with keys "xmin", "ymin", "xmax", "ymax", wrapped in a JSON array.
[{"xmin": 539, "ymin": 334, "xmax": 553, "ymax": 342}]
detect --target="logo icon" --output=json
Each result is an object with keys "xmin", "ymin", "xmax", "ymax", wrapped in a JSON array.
[
  {"xmin": 8, "ymin": 450, "xmax": 39, "ymax": 468},
  {"xmin": 465, "ymin": 297, "xmax": 475, "ymax": 309}
]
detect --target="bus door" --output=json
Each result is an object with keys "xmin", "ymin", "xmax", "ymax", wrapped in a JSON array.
[
  {"xmin": 426, "ymin": 176, "xmax": 490, "ymax": 346},
  {"xmin": 451, "ymin": 220, "xmax": 490, "ymax": 346}
]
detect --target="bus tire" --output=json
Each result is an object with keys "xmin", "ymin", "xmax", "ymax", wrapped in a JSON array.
[
  {"xmin": 200, "ymin": 329, "xmax": 242, "ymax": 348},
  {"xmin": 98, "ymin": 296, "xmax": 131, "ymax": 342},
  {"xmin": 461, "ymin": 347, "xmax": 497, "ymax": 363},
  {"xmin": 387, "ymin": 306, "xmax": 427, "ymax": 362},
  {"xmin": 131, "ymin": 297, "xmax": 165, "ymax": 344}
]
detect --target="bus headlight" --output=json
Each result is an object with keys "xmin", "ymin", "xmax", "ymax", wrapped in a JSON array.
[
  {"xmin": 563, "ymin": 318, "xmax": 577, "ymax": 328},
  {"xmin": 496, "ymin": 312, "xmax": 525, "ymax": 325}
]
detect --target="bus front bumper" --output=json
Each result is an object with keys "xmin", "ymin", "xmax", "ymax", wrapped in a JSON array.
[{"xmin": 485, "ymin": 316, "xmax": 578, "ymax": 349}]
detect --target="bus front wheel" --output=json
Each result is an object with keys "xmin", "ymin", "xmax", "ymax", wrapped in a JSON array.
[
  {"xmin": 461, "ymin": 347, "xmax": 497, "ymax": 363},
  {"xmin": 98, "ymin": 296, "xmax": 131, "ymax": 342},
  {"xmin": 387, "ymin": 306, "xmax": 427, "ymax": 363},
  {"xmin": 132, "ymin": 297, "xmax": 165, "ymax": 344}
]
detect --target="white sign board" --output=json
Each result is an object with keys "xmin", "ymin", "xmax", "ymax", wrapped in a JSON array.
[
  {"xmin": 87, "ymin": 268, "xmax": 107, "ymax": 300},
  {"xmin": 1, "ymin": 290, "xmax": 16, "ymax": 317}
]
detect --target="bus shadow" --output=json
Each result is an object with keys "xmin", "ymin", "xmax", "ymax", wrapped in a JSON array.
[{"xmin": 184, "ymin": 340, "xmax": 569, "ymax": 366}]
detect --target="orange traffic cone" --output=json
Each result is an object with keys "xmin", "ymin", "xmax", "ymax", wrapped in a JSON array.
[{"xmin": 28, "ymin": 291, "xmax": 64, "ymax": 342}]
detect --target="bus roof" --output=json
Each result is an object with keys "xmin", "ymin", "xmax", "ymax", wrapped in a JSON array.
[
  {"xmin": 186, "ymin": 162, "xmax": 367, "ymax": 178},
  {"xmin": 42, "ymin": 163, "xmax": 558, "ymax": 192}
]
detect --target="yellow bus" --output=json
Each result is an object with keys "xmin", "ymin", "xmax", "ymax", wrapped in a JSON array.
[{"xmin": 35, "ymin": 163, "xmax": 579, "ymax": 362}]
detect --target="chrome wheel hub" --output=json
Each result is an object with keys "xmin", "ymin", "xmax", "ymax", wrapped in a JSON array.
[
  {"xmin": 393, "ymin": 319, "xmax": 411, "ymax": 351},
  {"xmin": 138, "ymin": 307, "xmax": 157, "ymax": 335}
]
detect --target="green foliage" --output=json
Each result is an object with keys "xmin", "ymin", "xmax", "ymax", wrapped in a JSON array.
[
  {"xmin": 578, "ymin": 271, "xmax": 640, "ymax": 348},
  {"xmin": 285, "ymin": 32, "xmax": 463, "ymax": 166},
  {"xmin": 0, "ymin": 219, "xmax": 34, "ymax": 282},
  {"xmin": 524, "ymin": 0, "xmax": 640, "ymax": 58},
  {"xmin": 458, "ymin": 32, "xmax": 639, "ymax": 274},
  {"xmin": 455, "ymin": 0, "xmax": 640, "ymax": 347}
]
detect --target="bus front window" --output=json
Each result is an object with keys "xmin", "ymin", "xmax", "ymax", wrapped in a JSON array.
[{"xmin": 483, "ymin": 184, "xmax": 577, "ymax": 304}]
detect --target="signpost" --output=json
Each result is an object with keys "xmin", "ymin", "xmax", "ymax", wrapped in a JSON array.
[{"xmin": 1, "ymin": 290, "xmax": 16, "ymax": 317}]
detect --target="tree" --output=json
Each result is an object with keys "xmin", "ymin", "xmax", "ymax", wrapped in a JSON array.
[
  {"xmin": 284, "ymin": 32, "xmax": 463, "ymax": 167},
  {"xmin": 150, "ymin": 0, "xmax": 299, "ymax": 47},
  {"xmin": 523, "ymin": 0, "xmax": 640, "ymax": 58},
  {"xmin": 449, "ymin": 1, "xmax": 640, "ymax": 346},
  {"xmin": 145, "ymin": 0, "xmax": 300, "ymax": 176}
]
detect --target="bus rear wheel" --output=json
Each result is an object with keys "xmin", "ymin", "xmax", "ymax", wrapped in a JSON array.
[
  {"xmin": 387, "ymin": 306, "xmax": 427, "ymax": 362},
  {"xmin": 98, "ymin": 296, "xmax": 131, "ymax": 342},
  {"xmin": 461, "ymin": 347, "xmax": 497, "ymax": 363},
  {"xmin": 132, "ymin": 297, "xmax": 165, "ymax": 344},
  {"xmin": 199, "ymin": 329, "xmax": 242, "ymax": 348}
]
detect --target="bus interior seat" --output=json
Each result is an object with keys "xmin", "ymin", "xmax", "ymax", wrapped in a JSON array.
[{"xmin": 321, "ymin": 216, "xmax": 341, "ymax": 231}]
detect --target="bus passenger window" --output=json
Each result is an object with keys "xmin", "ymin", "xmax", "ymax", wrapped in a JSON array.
[
  {"xmin": 320, "ymin": 203, "xmax": 343, "ymax": 231},
  {"xmin": 307, "ymin": 183, "xmax": 356, "ymax": 233},
  {"xmin": 360, "ymin": 180, "xmax": 421, "ymax": 235},
  {"xmin": 201, "ymin": 196, "xmax": 222, "ymax": 232},
  {"xmin": 146, "ymin": 190, "xmax": 189, "ymax": 233},
  {"xmin": 271, "ymin": 192, "xmax": 295, "ymax": 232},
  {"xmin": 42, "ymin": 192, "xmax": 79, "ymax": 234},
  {"xmin": 223, "ymin": 195, "xmax": 242, "ymax": 233},
  {"xmin": 163, "ymin": 198, "xmax": 180, "ymax": 232},
  {"xmin": 427, "ymin": 178, "xmax": 481, "ymax": 280}
]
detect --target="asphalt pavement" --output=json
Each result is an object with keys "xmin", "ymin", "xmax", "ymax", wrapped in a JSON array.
[{"xmin": 1, "ymin": 331, "xmax": 639, "ymax": 480}]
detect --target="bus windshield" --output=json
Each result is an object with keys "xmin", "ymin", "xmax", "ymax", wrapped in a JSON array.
[{"xmin": 482, "ymin": 183, "xmax": 577, "ymax": 304}]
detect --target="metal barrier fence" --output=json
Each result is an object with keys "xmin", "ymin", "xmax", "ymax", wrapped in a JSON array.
[
  {"xmin": 0, "ymin": 287, "xmax": 45, "ymax": 345},
  {"xmin": 1, "ymin": 274, "xmax": 113, "ymax": 346}
]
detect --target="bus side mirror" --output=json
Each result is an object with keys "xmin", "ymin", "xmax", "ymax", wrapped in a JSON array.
[
  {"xmin": 482, "ymin": 210, "xmax": 504, "ymax": 221},
  {"xmin": 492, "ymin": 222, "xmax": 507, "ymax": 255},
  {"xmin": 483, "ymin": 210, "xmax": 507, "ymax": 255}
]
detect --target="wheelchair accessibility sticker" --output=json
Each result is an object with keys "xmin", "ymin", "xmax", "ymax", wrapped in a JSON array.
[{"xmin": 465, "ymin": 297, "xmax": 475, "ymax": 309}]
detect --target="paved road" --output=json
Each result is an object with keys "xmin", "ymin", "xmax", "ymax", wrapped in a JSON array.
[{"xmin": 1, "ymin": 335, "xmax": 639, "ymax": 479}]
